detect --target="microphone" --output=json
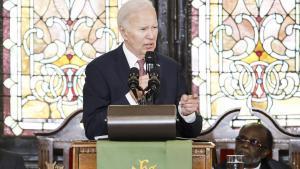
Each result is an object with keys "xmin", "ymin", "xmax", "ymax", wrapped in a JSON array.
[
  {"xmin": 144, "ymin": 66, "xmax": 160, "ymax": 104},
  {"xmin": 144, "ymin": 51, "xmax": 160, "ymax": 104},
  {"xmin": 145, "ymin": 51, "xmax": 156, "ymax": 74},
  {"xmin": 128, "ymin": 67, "xmax": 142, "ymax": 91},
  {"xmin": 145, "ymin": 67, "xmax": 160, "ymax": 93}
]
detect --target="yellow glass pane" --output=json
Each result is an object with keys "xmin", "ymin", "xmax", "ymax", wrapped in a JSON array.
[{"xmin": 23, "ymin": 100, "xmax": 50, "ymax": 119}]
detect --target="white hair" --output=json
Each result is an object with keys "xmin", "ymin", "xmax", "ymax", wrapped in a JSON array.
[{"xmin": 117, "ymin": 0, "xmax": 155, "ymax": 28}]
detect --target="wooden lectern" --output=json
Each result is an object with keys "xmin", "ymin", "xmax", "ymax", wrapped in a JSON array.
[{"xmin": 71, "ymin": 141, "xmax": 215, "ymax": 169}]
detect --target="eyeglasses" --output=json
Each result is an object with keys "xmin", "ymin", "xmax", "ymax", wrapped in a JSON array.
[{"xmin": 235, "ymin": 136, "xmax": 266, "ymax": 148}]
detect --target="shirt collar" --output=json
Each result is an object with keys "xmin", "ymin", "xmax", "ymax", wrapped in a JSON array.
[{"xmin": 122, "ymin": 43, "xmax": 139, "ymax": 68}]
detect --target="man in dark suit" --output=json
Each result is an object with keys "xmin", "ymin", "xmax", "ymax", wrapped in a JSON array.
[
  {"xmin": 82, "ymin": 0, "xmax": 202, "ymax": 140},
  {"xmin": 216, "ymin": 123, "xmax": 291, "ymax": 169},
  {"xmin": 0, "ymin": 149, "xmax": 26, "ymax": 169}
]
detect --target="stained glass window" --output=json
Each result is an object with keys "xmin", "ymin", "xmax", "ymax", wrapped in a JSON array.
[
  {"xmin": 4, "ymin": 0, "xmax": 300, "ymax": 136},
  {"xmin": 2, "ymin": 0, "xmax": 127, "ymax": 136},
  {"xmin": 191, "ymin": 0, "xmax": 300, "ymax": 130}
]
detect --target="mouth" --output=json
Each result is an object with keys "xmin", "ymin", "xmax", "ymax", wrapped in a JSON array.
[{"xmin": 144, "ymin": 43, "xmax": 155, "ymax": 50}]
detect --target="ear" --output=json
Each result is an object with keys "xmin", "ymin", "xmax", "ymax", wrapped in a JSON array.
[{"xmin": 119, "ymin": 26, "xmax": 128, "ymax": 41}]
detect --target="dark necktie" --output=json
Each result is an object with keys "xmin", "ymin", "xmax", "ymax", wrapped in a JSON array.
[{"xmin": 137, "ymin": 59, "xmax": 146, "ymax": 76}]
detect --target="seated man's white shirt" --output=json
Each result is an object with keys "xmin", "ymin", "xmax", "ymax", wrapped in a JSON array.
[{"xmin": 122, "ymin": 44, "xmax": 196, "ymax": 123}]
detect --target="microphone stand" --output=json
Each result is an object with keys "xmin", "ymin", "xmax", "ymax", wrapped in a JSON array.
[
  {"xmin": 137, "ymin": 88, "xmax": 156, "ymax": 105},
  {"xmin": 144, "ymin": 89, "xmax": 156, "ymax": 104},
  {"xmin": 138, "ymin": 90, "xmax": 146, "ymax": 105}
]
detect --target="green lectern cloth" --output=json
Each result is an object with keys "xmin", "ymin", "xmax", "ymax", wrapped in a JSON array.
[{"xmin": 97, "ymin": 140, "xmax": 192, "ymax": 169}]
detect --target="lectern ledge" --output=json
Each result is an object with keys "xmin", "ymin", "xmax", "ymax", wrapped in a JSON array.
[{"xmin": 107, "ymin": 104, "xmax": 176, "ymax": 140}]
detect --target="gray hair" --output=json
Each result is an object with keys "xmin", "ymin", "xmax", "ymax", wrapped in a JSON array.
[{"xmin": 117, "ymin": 0, "xmax": 155, "ymax": 28}]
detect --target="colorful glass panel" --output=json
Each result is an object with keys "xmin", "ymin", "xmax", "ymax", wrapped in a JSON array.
[
  {"xmin": 191, "ymin": 0, "xmax": 300, "ymax": 130},
  {"xmin": 2, "ymin": 0, "xmax": 126, "ymax": 136}
]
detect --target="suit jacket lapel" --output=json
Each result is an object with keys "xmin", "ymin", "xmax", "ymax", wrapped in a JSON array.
[{"xmin": 115, "ymin": 45, "xmax": 130, "ymax": 89}]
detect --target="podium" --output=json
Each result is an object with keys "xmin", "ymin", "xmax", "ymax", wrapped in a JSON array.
[{"xmin": 71, "ymin": 141, "xmax": 215, "ymax": 169}]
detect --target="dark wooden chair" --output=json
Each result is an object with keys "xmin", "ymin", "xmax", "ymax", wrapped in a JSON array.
[
  {"xmin": 35, "ymin": 109, "xmax": 87, "ymax": 169},
  {"xmin": 197, "ymin": 107, "xmax": 300, "ymax": 168}
]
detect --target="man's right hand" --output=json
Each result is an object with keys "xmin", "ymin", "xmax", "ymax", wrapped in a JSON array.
[{"xmin": 179, "ymin": 94, "xmax": 199, "ymax": 116}]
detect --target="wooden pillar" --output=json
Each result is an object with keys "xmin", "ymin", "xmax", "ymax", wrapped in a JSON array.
[{"xmin": 155, "ymin": 0, "xmax": 192, "ymax": 92}]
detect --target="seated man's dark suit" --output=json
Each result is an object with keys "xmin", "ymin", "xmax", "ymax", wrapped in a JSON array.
[
  {"xmin": 216, "ymin": 158, "xmax": 291, "ymax": 169},
  {"xmin": 83, "ymin": 44, "xmax": 202, "ymax": 139},
  {"xmin": 0, "ymin": 149, "xmax": 26, "ymax": 169}
]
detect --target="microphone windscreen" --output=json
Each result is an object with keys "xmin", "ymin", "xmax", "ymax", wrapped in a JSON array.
[
  {"xmin": 149, "ymin": 67, "xmax": 159, "ymax": 78},
  {"xmin": 145, "ymin": 51, "xmax": 156, "ymax": 64},
  {"xmin": 129, "ymin": 67, "xmax": 139, "ymax": 78}
]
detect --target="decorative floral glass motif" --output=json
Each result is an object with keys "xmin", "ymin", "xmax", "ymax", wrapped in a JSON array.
[
  {"xmin": 191, "ymin": 0, "xmax": 300, "ymax": 129},
  {"xmin": 2, "ymin": 0, "xmax": 126, "ymax": 136}
]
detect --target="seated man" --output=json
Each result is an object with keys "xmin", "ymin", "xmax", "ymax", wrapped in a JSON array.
[
  {"xmin": 0, "ymin": 148, "xmax": 26, "ymax": 169},
  {"xmin": 216, "ymin": 123, "xmax": 291, "ymax": 169}
]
